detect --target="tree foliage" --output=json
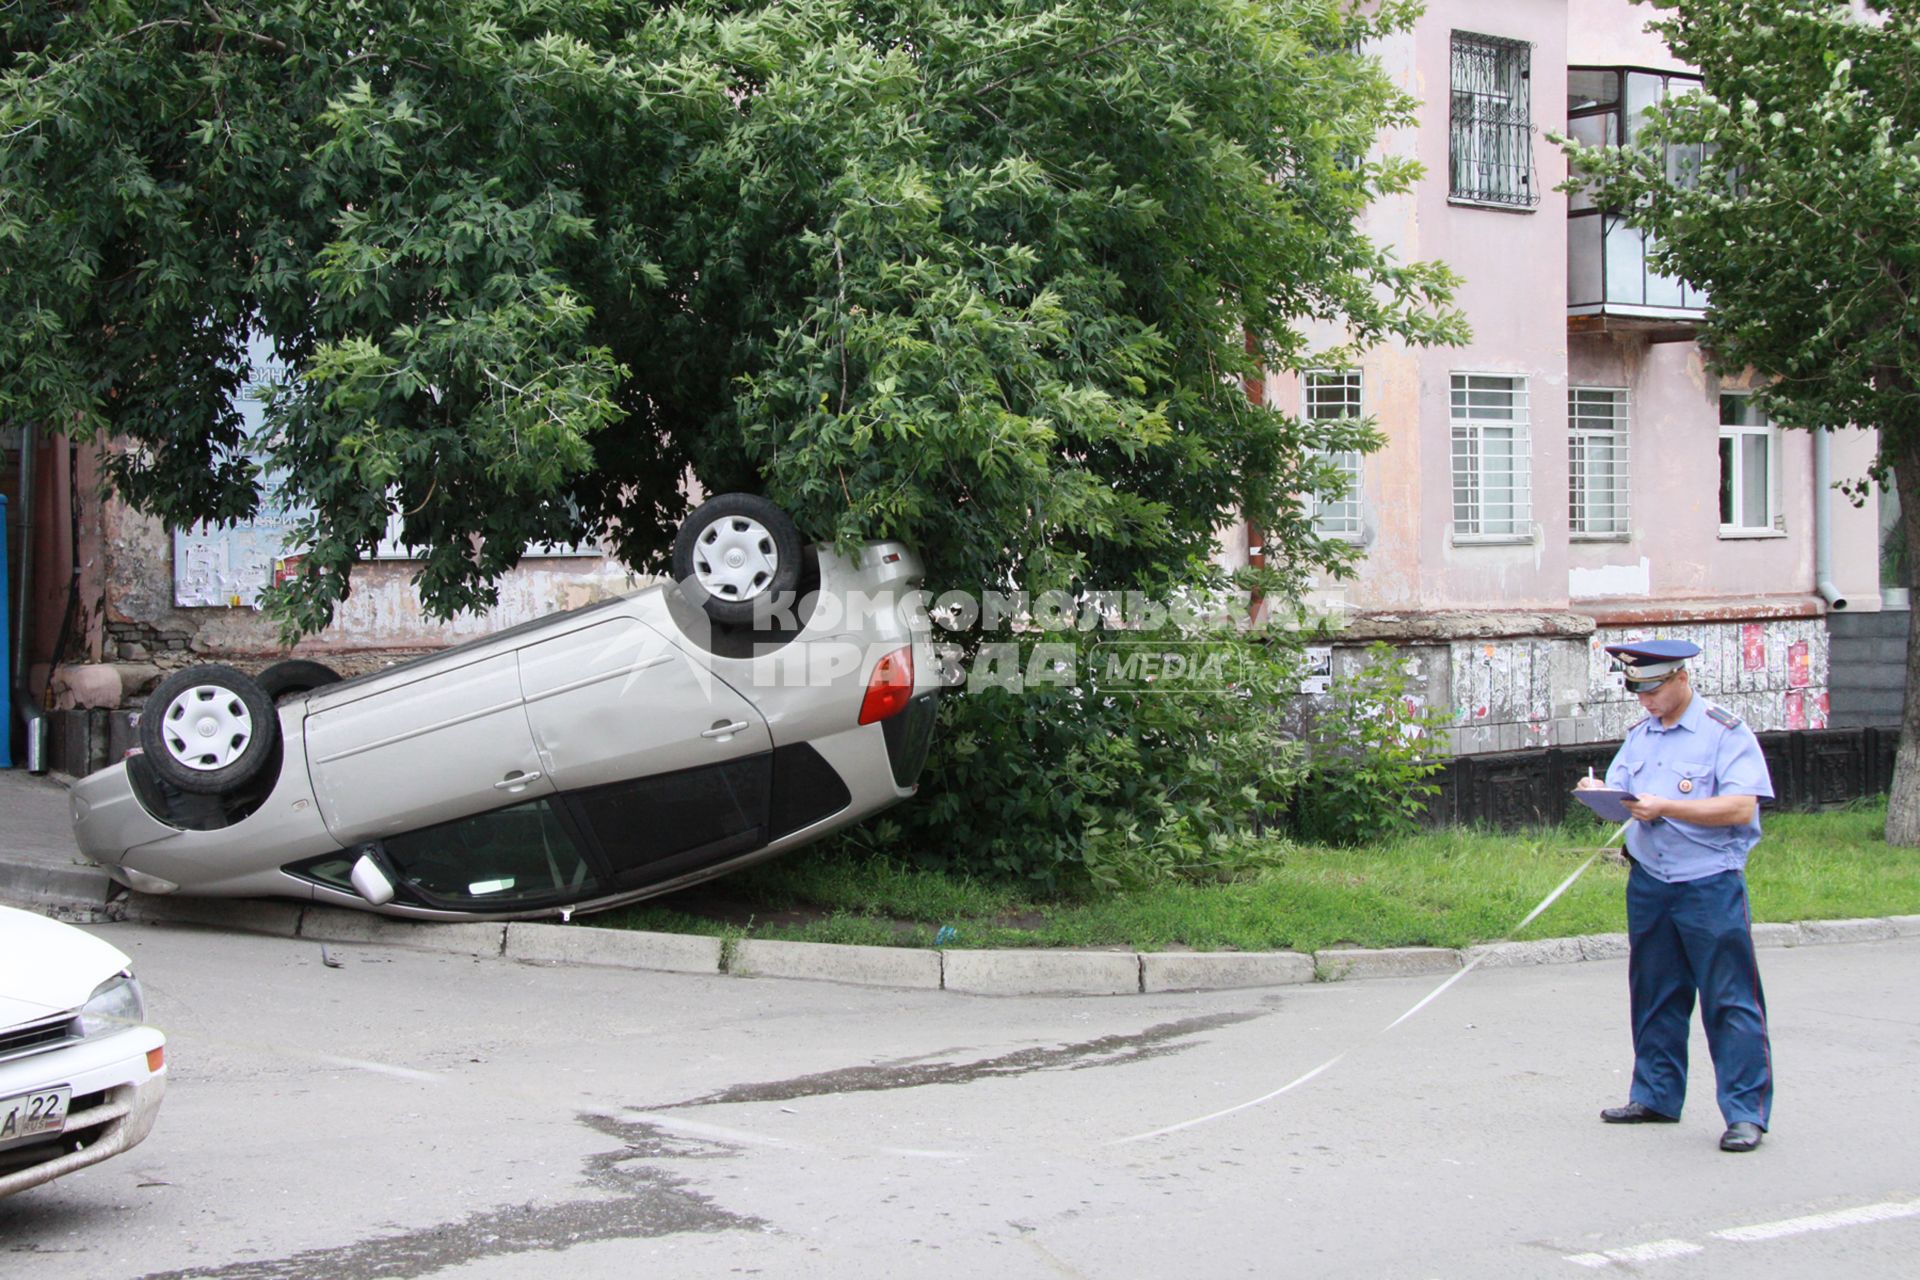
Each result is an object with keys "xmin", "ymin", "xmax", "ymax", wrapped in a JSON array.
[
  {"xmin": 1560, "ymin": 0, "xmax": 1920, "ymax": 842},
  {"xmin": 2, "ymin": 0, "xmax": 1461, "ymax": 638}
]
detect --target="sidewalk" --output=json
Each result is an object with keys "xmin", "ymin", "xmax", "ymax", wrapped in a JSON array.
[
  {"xmin": 5, "ymin": 767, "xmax": 1918, "ymax": 994},
  {"xmin": 0, "ymin": 768, "xmax": 117, "ymax": 920}
]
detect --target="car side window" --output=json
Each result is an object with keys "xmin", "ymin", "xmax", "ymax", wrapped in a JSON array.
[
  {"xmin": 572, "ymin": 756, "xmax": 773, "ymax": 894},
  {"xmin": 379, "ymin": 800, "xmax": 595, "ymax": 909}
]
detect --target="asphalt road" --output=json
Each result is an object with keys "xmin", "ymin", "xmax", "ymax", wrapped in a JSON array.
[{"xmin": 5, "ymin": 923, "xmax": 1919, "ymax": 1280}]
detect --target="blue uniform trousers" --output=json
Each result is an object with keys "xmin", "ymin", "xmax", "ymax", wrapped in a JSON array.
[{"xmin": 1626, "ymin": 865, "xmax": 1773, "ymax": 1128}]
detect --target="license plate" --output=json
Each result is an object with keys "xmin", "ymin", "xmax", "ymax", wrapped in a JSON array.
[{"xmin": 0, "ymin": 1087, "xmax": 70, "ymax": 1147}]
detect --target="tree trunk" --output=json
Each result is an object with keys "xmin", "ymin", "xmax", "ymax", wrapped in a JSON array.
[{"xmin": 1886, "ymin": 448, "xmax": 1920, "ymax": 844}]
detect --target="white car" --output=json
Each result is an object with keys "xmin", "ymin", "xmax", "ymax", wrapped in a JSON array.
[
  {"xmin": 0, "ymin": 904, "xmax": 166, "ymax": 1198},
  {"xmin": 69, "ymin": 495, "xmax": 942, "ymax": 920}
]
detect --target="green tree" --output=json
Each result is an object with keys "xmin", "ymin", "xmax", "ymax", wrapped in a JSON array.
[
  {"xmin": 1560, "ymin": 0, "xmax": 1920, "ymax": 844},
  {"xmin": 4, "ymin": 2, "xmax": 1465, "ymax": 878},
  {"xmin": 2, "ymin": 0, "xmax": 1459, "ymax": 630}
]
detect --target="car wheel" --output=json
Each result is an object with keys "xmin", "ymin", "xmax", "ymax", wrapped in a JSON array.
[
  {"xmin": 671, "ymin": 493, "xmax": 804, "ymax": 625},
  {"xmin": 256, "ymin": 658, "xmax": 343, "ymax": 703},
  {"xmin": 138, "ymin": 664, "xmax": 279, "ymax": 795}
]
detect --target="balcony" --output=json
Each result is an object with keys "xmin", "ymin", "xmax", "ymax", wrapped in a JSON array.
[{"xmin": 1566, "ymin": 67, "xmax": 1707, "ymax": 343}]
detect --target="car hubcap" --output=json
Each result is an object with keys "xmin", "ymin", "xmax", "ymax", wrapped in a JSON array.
[
  {"xmin": 694, "ymin": 515, "xmax": 779, "ymax": 600},
  {"xmin": 161, "ymin": 686, "xmax": 253, "ymax": 771}
]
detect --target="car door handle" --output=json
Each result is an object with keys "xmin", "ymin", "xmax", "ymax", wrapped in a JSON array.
[
  {"xmin": 494, "ymin": 770, "xmax": 543, "ymax": 790},
  {"xmin": 701, "ymin": 721, "xmax": 750, "ymax": 740}
]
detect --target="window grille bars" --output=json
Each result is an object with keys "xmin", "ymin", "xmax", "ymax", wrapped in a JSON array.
[
  {"xmin": 1451, "ymin": 32, "xmax": 1538, "ymax": 207},
  {"xmin": 1451, "ymin": 374, "xmax": 1532, "ymax": 537},
  {"xmin": 1569, "ymin": 387, "xmax": 1630, "ymax": 536},
  {"xmin": 1306, "ymin": 371, "xmax": 1363, "ymax": 539}
]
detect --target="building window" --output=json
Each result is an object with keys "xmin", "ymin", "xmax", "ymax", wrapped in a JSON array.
[
  {"xmin": 1719, "ymin": 394, "xmax": 1779, "ymax": 534},
  {"xmin": 1569, "ymin": 387, "xmax": 1630, "ymax": 537},
  {"xmin": 1305, "ymin": 371, "xmax": 1363, "ymax": 540},
  {"xmin": 1451, "ymin": 374, "xmax": 1531, "ymax": 539},
  {"xmin": 1450, "ymin": 32, "xmax": 1537, "ymax": 208}
]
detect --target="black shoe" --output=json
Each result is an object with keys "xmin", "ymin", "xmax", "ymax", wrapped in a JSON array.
[
  {"xmin": 1720, "ymin": 1122, "xmax": 1764, "ymax": 1152},
  {"xmin": 1600, "ymin": 1101, "xmax": 1679, "ymax": 1124}
]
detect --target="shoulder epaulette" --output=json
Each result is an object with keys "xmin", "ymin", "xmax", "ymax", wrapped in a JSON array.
[{"xmin": 1705, "ymin": 704, "xmax": 1742, "ymax": 729}]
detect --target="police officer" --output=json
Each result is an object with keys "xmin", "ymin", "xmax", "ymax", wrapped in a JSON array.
[{"xmin": 1575, "ymin": 639, "xmax": 1774, "ymax": 1153}]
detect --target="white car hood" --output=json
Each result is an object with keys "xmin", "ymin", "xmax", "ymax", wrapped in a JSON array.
[{"xmin": 0, "ymin": 903, "xmax": 129, "ymax": 1026}]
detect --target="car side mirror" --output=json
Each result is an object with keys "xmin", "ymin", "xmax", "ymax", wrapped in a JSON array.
[{"xmin": 349, "ymin": 849, "xmax": 397, "ymax": 906}]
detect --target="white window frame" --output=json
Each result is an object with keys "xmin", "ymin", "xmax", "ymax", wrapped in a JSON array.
[
  {"xmin": 1450, "ymin": 373, "xmax": 1532, "ymax": 542},
  {"xmin": 1569, "ymin": 387, "xmax": 1630, "ymax": 539},
  {"xmin": 1718, "ymin": 393, "xmax": 1782, "ymax": 537},
  {"xmin": 1304, "ymin": 370, "xmax": 1364, "ymax": 541}
]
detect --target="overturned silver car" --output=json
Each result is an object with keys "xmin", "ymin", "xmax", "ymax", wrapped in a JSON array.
[{"xmin": 70, "ymin": 496, "xmax": 940, "ymax": 920}]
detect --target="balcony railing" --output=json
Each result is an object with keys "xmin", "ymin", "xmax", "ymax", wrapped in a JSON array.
[
  {"xmin": 1568, "ymin": 213, "xmax": 1704, "ymax": 316},
  {"xmin": 1566, "ymin": 66, "xmax": 1707, "ymax": 335}
]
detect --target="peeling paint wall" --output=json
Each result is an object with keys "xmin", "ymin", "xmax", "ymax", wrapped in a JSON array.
[
  {"xmin": 1584, "ymin": 619, "xmax": 1829, "ymax": 739},
  {"xmin": 1448, "ymin": 637, "xmax": 1584, "ymax": 754},
  {"xmin": 100, "ymin": 497, "xmax": 641, "ymax": 667},
  {"xmin": 1315, "ymin": 617, "xmax": 1830, "ymax": 756}
]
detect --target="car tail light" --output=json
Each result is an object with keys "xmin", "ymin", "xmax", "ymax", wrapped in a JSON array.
[{"xmin": 858, "ymin": 646, "xmax": 914, "ymax": 725}]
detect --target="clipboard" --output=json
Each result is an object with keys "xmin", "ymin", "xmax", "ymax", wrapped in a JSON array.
[{"xmin": 1572, "ymin": 787, "xmax": 1638, "ymax": 823}]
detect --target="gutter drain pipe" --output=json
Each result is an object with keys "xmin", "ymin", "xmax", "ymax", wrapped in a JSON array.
[
  {"xmin": 1814, "ymin": 429, "xmax": 1847, "ymax": 610},
  {"xmin": 10, "ymin": 424, "xmax": 47, "ymax": 770}
]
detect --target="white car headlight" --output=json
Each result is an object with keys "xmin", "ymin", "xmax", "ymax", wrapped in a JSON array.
[{"xmin": 78, "ymin": 972, "xmax": 146, "ymax": 1037}]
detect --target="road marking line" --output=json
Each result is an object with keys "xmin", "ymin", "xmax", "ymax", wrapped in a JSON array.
[
  {"xmin": 314, "ymin": 1053, "xmax": 444, "ymax": 1083},
  {"xmin": 1565, "ymin": 1239, "xmax": 1705, "ymax": 1267},
  {"xmin": 629, "ymin": 1111, "xmax": 796, "ymax": 1149},
  {"xmin": 1564, "ymin": 1197, "xmax": 1920, "ymax": 1267},
  {"xmin": 1712, "ymin": 1198, "xmax": 1920, "ymax": 1242},
  {"xmin": 1113, "ymin": 834, "xmax": 1621, "ymax": 1145}
]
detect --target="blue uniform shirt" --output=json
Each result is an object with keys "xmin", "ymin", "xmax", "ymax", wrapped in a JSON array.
[{"xmin": 1605, "ymin": 694, "xmax": 1775, "ymax": 883}]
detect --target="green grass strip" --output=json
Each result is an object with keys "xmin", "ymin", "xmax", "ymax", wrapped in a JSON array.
[{"xmin": 595, "ymin": 800, "xmax": 1920, "ymax": 953}]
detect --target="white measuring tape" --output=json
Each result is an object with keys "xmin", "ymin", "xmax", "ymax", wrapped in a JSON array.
[{"xmin": 1112, "ymin": 819, "xmax": 1631, "ymax": 1145}]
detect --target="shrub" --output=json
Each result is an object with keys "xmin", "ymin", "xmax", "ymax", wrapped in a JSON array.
[
  {"xmin": 1288, "ymin": 642, "xmax": 1448, "ymax": 846},
  {"xmin": 839, "ymin": 616, "xmax": 1308, "ymax": 891}
]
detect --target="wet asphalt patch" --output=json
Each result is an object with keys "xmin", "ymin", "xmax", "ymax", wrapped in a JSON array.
[
  {"xmin": 644, "ymin": 1010, "xmax": 1262, "ymax": 1110},
  {"xmin": 130, "ymin": 1115, "xmax": 764, "ymax": 1280},
  {"xmin": 126, "ymin": 1012, "xmax": 1260, "ymax": 1277}
]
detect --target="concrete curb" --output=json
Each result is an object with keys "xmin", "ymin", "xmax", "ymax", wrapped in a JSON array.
[
  {"xmin": 1315, "ymin": 946, "xmax": 1459, "ymax": 981},
  {"xmin": 1142, "ymin": 951, "xmax": 1315, "ymax": 992},
  {"xmin": 0, "ymin": 859, "xmax": 118, "ymax": 923},
  {"xmin": 121, "ymin": 893, "xmax": 304, "ymax": 937},
  {"xmin": 732, "ymin": 938, "xmax": 942, "ymax": 989},
  {"xmin": 298, "ymin": 906, "xmax": 507, "ymax": 958},
  {"xmin": 944, "ymin": 949, "xmax": 1141, "ymax": 996},
  {"xmin": 15, "ymin": 886, "xmax": 1920, "ymax": 996},
  {"xmin": 1463, "ymin": 937, "xmax": 1588, "ymax": 970},
  {"xmin": 506, "ymin": 922, "xmax": 722, "ymax": 974}
]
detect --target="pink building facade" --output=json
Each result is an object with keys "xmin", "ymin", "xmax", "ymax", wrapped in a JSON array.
[{"xmin": 1234, "ymin": 0, "xmax": 1889, "ymax": 755}]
